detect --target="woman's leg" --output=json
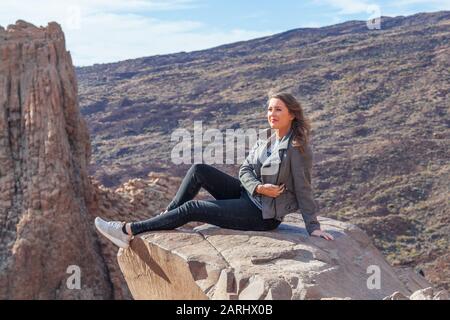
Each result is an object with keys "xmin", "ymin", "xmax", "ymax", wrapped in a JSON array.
[
  {"xmin": 95, "ymin": 188, "xmax": 279, "ymax": 248},
  {"xmin": 165, "ymin": 163, "xmax": 242, "ymax": 211},
  {"xmin": 130, "ymin": 191, "xmax": 280, "ymax": 235}
]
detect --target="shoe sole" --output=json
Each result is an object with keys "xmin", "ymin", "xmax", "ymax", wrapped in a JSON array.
[{"xmin": 95, "ymin": 221, "xmax": 130, "ymax": 249}]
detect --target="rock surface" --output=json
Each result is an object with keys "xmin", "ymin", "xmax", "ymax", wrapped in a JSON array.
[
  {"xmin": 383, "ymin": 287, "xmax": 449, "ymax": 300},
  {"xmin": 117, "ymin": 215, "xmax": 431, "ymax": 300},
  {"xmin": 0, "ymin": 20, "xmax": 113, "ymax": 298}
]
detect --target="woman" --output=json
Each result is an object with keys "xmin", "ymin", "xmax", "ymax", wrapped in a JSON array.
[{"xmin": 95, "ymin": 92, "xmax": 334, "ymax": 249}]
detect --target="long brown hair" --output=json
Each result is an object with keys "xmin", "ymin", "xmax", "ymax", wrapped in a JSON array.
[{"xmin": 267, "ymin": 91, "xmax": 311, "ymax": 154}]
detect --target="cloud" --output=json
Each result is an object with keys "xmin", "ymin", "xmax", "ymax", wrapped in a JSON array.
[
  {"xmin": 392, "ymin": 0, "xmax": 450, "ymax": 7},
  {"xmin": 0, "ymin": 0, "xmax": 277, "ymax": 66},
  {"xmin": 67, "ymin": 12, "xmax": 277, "ymax": 66},
  {"xmin": 313, "ymin": 0, "xmax": 376, "ymax": 15},
  {"xmin": 0, "ymin": 0, "xmax": 202, "ymax": 32},
  {"xmin": 391, "ymin": 0, "xmax": 450, "ymax": 13},
  {"xmin": 314, "ymin": 0, "xmax": 450, "ymax": 16}
]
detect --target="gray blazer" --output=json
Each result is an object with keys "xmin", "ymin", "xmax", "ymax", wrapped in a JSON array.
[{"xmin": 239, "ymin": 129, "xmax": 321, "ymax": 235}]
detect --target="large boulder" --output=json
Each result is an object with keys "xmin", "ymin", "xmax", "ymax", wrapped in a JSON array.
[{"xmin": 117, "ymin": 215, "xmax": 431, "ymax": 299}]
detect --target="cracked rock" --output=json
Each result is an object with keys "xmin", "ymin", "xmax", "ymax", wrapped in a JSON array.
[{"xmin": 117, "ymin": 216, "xmax": 434, "ymax": 299}]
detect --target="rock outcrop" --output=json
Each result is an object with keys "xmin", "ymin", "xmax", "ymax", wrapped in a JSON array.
[
  {"xmin": 117, "ymin": 215, "xmax": 432, "ymax": 300},
  {"xmin": 0, "ymin": 20, "xmax": 113, "ymax": 298},
  {"xmin": 384, "ymin": 287, "xmax": 449, "ymax": 300}
]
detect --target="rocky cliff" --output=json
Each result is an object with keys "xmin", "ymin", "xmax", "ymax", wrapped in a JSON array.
[{"xmin": 0, "ymin": 20, "xmax": 112, "ymax": 298}]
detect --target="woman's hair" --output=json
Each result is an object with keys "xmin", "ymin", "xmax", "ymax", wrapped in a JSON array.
[{"xmin": 267, "ymin": 91, "xmax": 311, "ymax": 154}]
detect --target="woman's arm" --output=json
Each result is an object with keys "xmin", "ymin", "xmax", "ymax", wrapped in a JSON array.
[{"xmin": 290, "ymin": 145, "xmax": 322, "ymax": 235}]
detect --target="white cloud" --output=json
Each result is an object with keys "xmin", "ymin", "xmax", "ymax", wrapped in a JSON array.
[
  {"xmin": 0, "ymin": 0, "xmax": 277, "ymax": 66},
  {"xmin": 392, "ymin": 0, "xmax": 450, "ymax": 7},
  {"xmin": 67, "ymin": 12, "xmax": 277, "ymax": 66},
  {"xmin": 313, "ymin": 0, "xmax": 376, "ymax": 15},
  {"xmin": 314, "ymin": 0, "xmax": 450, "ymax": 16}
]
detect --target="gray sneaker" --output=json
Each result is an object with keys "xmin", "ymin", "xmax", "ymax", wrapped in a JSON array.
[{"xmin": 94, "ymin": 217, "xmax": 131, "ymax": 249}]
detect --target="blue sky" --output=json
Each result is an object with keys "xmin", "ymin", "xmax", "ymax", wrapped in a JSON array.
[{"xmin": 1, "ymin": 0, "xmax": 449, "ymax": 66}]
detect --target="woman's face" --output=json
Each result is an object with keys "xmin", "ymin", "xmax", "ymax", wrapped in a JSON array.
[{"xmin": 267, "ymin": 98, "xmax": 295, "ymax": 130}]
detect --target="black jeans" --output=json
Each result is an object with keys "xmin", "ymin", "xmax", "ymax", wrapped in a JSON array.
[{"xmin": 130, "ymin": 164, "xmax": 281, "ymax": 235}]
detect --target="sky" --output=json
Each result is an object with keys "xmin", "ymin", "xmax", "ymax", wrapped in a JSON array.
[{"xmin": 1, "ymin": 0, "xmax": 449, "ymax": 67}]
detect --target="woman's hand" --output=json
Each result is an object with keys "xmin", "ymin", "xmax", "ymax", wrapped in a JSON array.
[
  {"xmin": 256, "ymin": 183, "xmax": 285, "ymax": 198},
  {"xmin": 311, "ymin": 229, "xmax": 334, "ymax": 240}
]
